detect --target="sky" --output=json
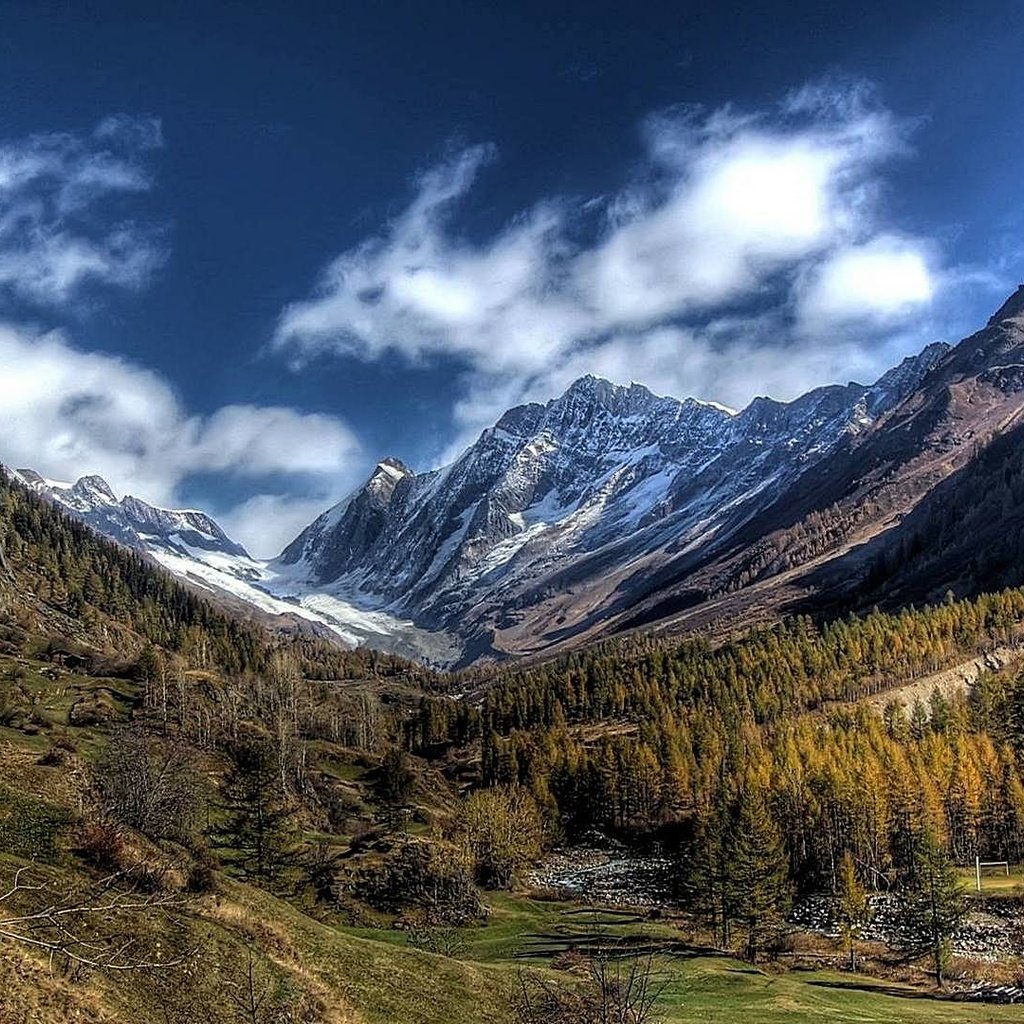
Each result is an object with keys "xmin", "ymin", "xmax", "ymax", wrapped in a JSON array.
[{"xmin": 0, "ymin": 1, "xmax": 1022, "ymax": 556}]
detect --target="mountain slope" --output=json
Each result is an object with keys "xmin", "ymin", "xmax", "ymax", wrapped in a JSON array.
[
  {"xmin": 277, "ymin": 342, "xmax": 948, "ymax": 661},
  {"xmin": 11, "ymin": 469, "xmax": 453, "ymax": 660},
  {"xmin": 608, "ymin": 285, "xmax": 1024, "ymax": 641}
]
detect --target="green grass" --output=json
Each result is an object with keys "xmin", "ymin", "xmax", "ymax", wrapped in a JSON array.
[
  {"xmin": 333, "ymin": 893, "xmax": 1024, "ymax": 1023},
  {"xmin": 2, "ymin": 812, "xmax": 1022, "ymax": 1024},
  {"xmin": 2, "ymin": 656, "xmax": 1021, "ymax": 1024},
  {"xmin": 0, "ymin": 785, "xmax": 72, "ymax": 861},
  {"xmin": 657, "ymin": 958, "xmax": 1021, "ymax": 1023},
  {"xmin": 0, "ymin": 654, "xmax": 137, "ymax": 758},
  {"xmin": 959, "ymin": 865, "xmax": 1024, "ymax": 895}
]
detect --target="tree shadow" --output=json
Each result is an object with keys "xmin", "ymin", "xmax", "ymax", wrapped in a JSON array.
[{"xmin": 805, "ymin": 978, "xmax": 943, "ymax": 1002}]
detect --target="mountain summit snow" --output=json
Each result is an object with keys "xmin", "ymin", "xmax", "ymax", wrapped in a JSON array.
[
  {"xmin": 12, "ymin": 470, "xmax": 249, "ymax": 560},
  {"xmin": 275, "ymin": 341, "xmax": 949, "ymax": 660},
  {"xmin": 17, "ymin": 288, "xmax": 1024, "ymax": 667}
]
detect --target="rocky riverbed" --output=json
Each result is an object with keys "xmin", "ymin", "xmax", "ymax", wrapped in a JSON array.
[
  {"xmin": 528, "ymin": 844, "xmax": 1024, "ymax": 979},
  {"xmin": 790, "ymin": 893, "xmax": 1024, "ymax": 962},
  {"xmin": 524, "ymin": 843, "xmax": 672, "ymax": 907}
]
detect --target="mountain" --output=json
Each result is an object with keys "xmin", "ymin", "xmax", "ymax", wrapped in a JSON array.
[
  {"xmin": 13, "ymin": 470, "xmax": 250, "ymax": 560},
  {"xmin": 277, "ymin": 339, "xmax": 949, "ymax": 662},
  {"xmin": 613, "ymin": 284, "xmax": 1024, "ymax": 637},
  {"xmin": 11, "ymin": 469, "xmax": 450, "ymax": 660},
  {"xmin": 18, "ymin": 286, "xmax": 1024, "ymax": 667}
]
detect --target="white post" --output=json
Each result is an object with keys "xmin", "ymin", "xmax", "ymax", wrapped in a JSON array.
[{"xmin": 976, "ymin": 855, "xmax": 981, "ymax": 892}]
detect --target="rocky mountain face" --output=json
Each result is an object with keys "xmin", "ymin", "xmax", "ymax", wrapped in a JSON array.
[
  {"xmin": 612, "ymin": 285, "xmax": 1024, "ymax": 640},
  {"xmin": 277, "ymin": 335, "xmax": 951, "ymax": 661},
  {"xmin": 12, "ymin": 470, "xmax": 250, "ymax": 560},
  {"xmin": 16, "ymin": 286, "xmax": 1024, "ymax": 666}
]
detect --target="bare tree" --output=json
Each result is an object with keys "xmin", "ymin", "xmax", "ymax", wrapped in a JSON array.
[
  {"xmin": 220, "ymin": 950, "xmax": 323, "ymax": 1024},
  {"xmin": 0, "ymin": 866, "xmax": 191, "ymax": 972},
  {"xmin": 223, "ymin": 951, "xmax": 280, "ymax": 1024},
  {"xmin": 512, "ymin": 942, "xmax": 665, "ymax": 1024},
  {"xmin": 95, "ymin": 726, "xmax": 203, "ymax": 841}
]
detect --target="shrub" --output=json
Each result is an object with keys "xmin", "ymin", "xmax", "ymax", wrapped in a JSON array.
[
  {"xmin": 186, "ymin": 842, "xmax": 220, "ymax": 893},
  {"xmin": 94, "ymin": 728, "xmax": 202, "ymax": 842},
  {"xmin": 0, "ymin": 785, "xmax": 73, "ymax": 861},
  {"xmin": 448, "ymin": 786, "xmax": 544, "ymax": 889},
  {"xmin": 74, "ymin": 820, "xmax": 128, "ymax": 872},
  {"xmin": 345, "ymin": 840, "xmax": 485, "ymax": 925}
]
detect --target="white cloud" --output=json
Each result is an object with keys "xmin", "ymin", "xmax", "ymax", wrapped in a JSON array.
[
  {"xmin": 0, "ymin": 116, "xmax": 163, "ymax": 306},
  {"xmin": 0, "ymin": 117, "xmax": 363, "ymax": 557},
  {"xmin": 0, "ymin": 323, "xmax": 361, "ymax": 556},
  {"xmin": 795, "ymin": 234, "xmax": 936, "ymax": 331},
  {"xmin": 188, "ymin": 405, "xmax": 360, "ymax": 478},
  {"xmin": 275, "ymin": 80, "xmax": 965, "ymax": 446},
  {"xmin": 217, "ymin": 493, "xmax": 344, "ymax": 558}
]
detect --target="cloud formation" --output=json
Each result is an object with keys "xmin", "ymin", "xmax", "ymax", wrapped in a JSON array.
[
  {"xmin": 274, "ymin": 80, "xmax": 978, "ymax": 447},
  {"xmin": 0, "ymin": 323, "xmax": 361, "ymax": 555},
  {"xmin": 0, "ymin": 116, "xmax": 164, "ymax": 306},
  {"xmin": 0, "ymin": 116, "xmax": 363, "ymax": 556}
]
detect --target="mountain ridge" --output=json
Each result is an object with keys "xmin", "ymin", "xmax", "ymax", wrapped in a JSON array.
[
  {"xmin": 274, "ymin": 335, "xmax": 951, "ymax": 662},
  {"xmin": 13, "ymin": 289, "xmax": 1024, "ymax": 667}
]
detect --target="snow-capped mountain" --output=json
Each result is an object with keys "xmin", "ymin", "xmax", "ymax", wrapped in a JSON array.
[
  {"xmin": 277, "ymin": 341, "xmax": 949, "ymax": 658},
  {"xmin": 13, "ymin": 470, "xmax": 250, "ymax": 560},
  {"xmin": 15, "ymin": 286, "xmax": 1024, "ymax": 667},
  {"xmin": 10, "ymin": 468, "xmax": 445, "ymax": 658}
]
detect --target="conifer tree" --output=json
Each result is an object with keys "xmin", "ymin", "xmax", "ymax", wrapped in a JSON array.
[
  {"xmin": 679, "ymin": 801, "xmax": 731, "ymax": 947},
  {"xmin": 378, "ymin": 746, "xmax": 415, "ymax": 831},
  {"xmin": 837, "ymin": 852, "xmax": 870, "ymax": 971},
  {"xmin": 217, "ymin": 736, "xmax": 294, "ymax": 882},
  {"xmin": 895, "ymin": 831, "xmax": 966, "ymax": 986},
  {"xmin": 727, "ymin": 786, "xmax": 791, "ymax": 961}
]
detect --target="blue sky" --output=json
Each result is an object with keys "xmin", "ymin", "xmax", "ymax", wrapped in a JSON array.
[{"xmin": 0, "ymin": 1, "xmax": 1021, "ymax": 555}]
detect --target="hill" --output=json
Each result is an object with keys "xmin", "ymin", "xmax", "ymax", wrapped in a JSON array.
[{"xmin": 4, "ymin": 459, "xmax": 1024, "ymax": 1019}]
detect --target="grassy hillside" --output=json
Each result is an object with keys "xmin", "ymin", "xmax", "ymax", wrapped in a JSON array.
[
  {"xmin": 4, "ymin": 837, "xmax": 1022, "ymax": 1024},
  {"xmin": 4, "ymin": 467, "xmax": 1024, "ymax": 1020}
]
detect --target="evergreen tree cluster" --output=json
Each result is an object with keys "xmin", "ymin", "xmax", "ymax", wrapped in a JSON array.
[
  {"xmin": 0, "ymin": 468, "xmax": 441, "ymax": 687},
  {"xmin": 475, "ymin": 588, "xmax": 1024, "ymax": 899}
]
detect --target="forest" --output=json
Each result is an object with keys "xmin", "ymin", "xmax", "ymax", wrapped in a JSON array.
[{"xmin": 4, "ymin": 466, "xmax": 1024, "ymax": 1017}]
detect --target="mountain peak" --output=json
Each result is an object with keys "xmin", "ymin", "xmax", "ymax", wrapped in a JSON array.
[
  {"xmin": 558, "ymin": 374, "xmax": 651, "ymax": 403},
  {"xmin": 988, "ymin": 284, "xmax": 1024, "ymax": 325},
  {"xmin": 14, "ymin": 468, "xmax": 47, "ymax": 488},
  {"xmin": 551, "ymin": 375, "xmax": 663, "ymax": 420},
  {"xmin": 355, "ymin": 457, "xmax": 412, "ymax": 510},
  {"xmin": 373, "ymin": 457, "xmax": 413, "ymax": 481},
  {"xmin": 70, "ymin": 474, "xmax": 117, "ymax": 504}
]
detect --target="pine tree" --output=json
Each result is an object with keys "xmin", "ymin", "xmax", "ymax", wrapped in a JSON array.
[
  {"xmin": 217, "ymin": 737, "xmax": 294, "ymax": 882},
  {"xmin": 895, "ymin": 831, "xmax": 966, "ymax": 986},
  {"xmin": 727, "ymin": 786, "xmax": 791, "ymax": 961},
  {"xmin": 678, "ymin": 802, "xmax": 731, "ymax": 947},
  {"xmin": 378, "ymin": 746, "xmax": 415, "ymax": 831}
]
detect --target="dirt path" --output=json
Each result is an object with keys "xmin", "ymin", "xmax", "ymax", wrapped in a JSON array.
[{"xmin": 863, "ymin": 646, "xmax": 1021, "ymax": 713}]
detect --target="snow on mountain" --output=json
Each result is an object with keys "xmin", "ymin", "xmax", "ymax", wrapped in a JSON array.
[
  {"xmin": 277, "ymin": 344, "xmax": 950, "ymax": 658},
  {"xmin": 9, "ymin": 467, "xmax": 443, "ymax": 658},
  {"xmin": 5, "ymin": 332, "xmax": 957, "ymax": 666},
  {"xmin": 12, "ymin": 469, "xmax": 251, "ymax": 562}
]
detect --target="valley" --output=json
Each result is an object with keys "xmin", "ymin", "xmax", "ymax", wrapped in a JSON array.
[
  {"xmin": 17, "ymin": 290, "xmax": 1024, "ymax": 672},
  {"xmin": 4, "ymin": 454, "xmax": 1024, "ymax": 1020},
  {"xmin": 4, "ymin": 9, "xmax": 1022, "ymax": 1021}
]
